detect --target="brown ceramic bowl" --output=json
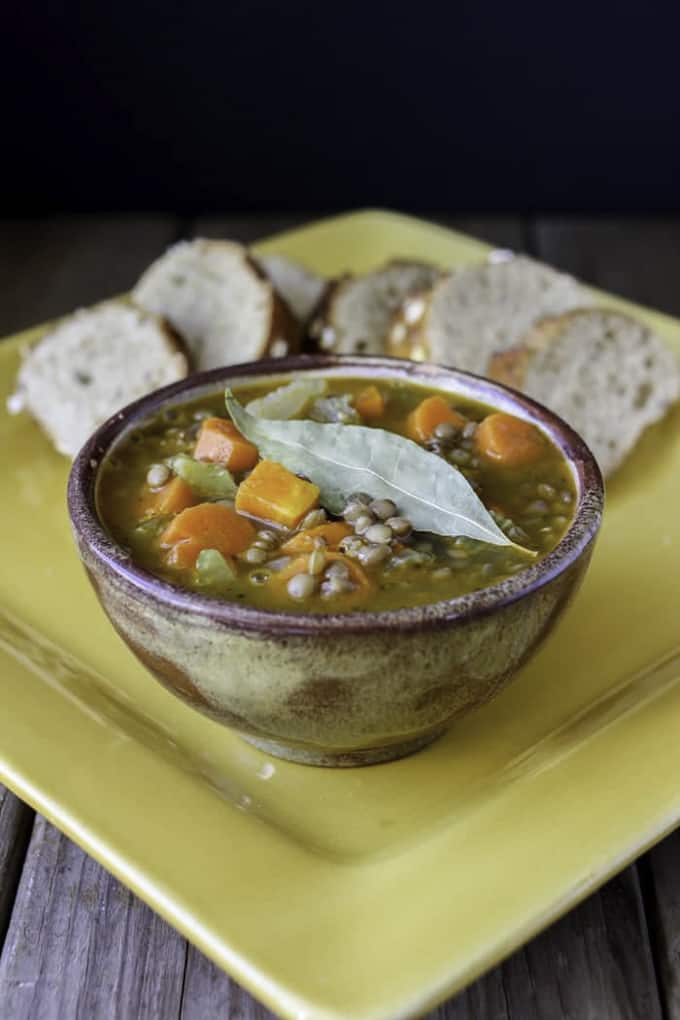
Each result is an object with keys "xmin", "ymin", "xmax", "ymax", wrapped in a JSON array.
[{"xmin": 68, "ymin": 355, "xmax": 604, "ymax": 767}]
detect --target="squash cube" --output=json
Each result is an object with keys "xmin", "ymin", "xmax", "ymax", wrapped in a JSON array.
[{"xmin": 235, "ymin": 460, "xmax": 320, "ymax": 528}]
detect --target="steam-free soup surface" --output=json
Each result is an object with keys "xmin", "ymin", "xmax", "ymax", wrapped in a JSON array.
[{"xmin": 98, "ymin": 376, "xmax": 576, "ymax": 613}]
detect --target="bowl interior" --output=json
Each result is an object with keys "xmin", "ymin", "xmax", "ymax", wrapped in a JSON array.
[{"xmin": 68, "ymin": 355, "xmax": 604, "ymax": 635}]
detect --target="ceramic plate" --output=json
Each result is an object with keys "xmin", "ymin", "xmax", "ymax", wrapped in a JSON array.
[{"xmin": 2, "ymin": 211, "xmax": 680, "ymax": 1020}]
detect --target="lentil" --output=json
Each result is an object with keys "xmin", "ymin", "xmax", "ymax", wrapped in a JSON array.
[
  {"xmin": 287, "ymin": 573, "xmax": 317, "ymax": 600},
  {"xmin": 300, "ymin": 508, "xmax": 327, "ymax": 530},
  {"xmin": 267, "ymin": 556, "xmax": 293, "ymax": 572},
  {"xmin": 358, "ymin": 543, "xmax": 391, "ymax": 567},
  {"xmin": 343, "ymin": 500, "xmax": 368, "ymax": 523},
  {"xmin": 526, "ymin": 499, "xmax": 550, "ymax": 515},
  {"xmin": 146, "ymin": 463, "xmax": 170, "ymax": 487},
  {"xmin": 353, "ymin": 513, "xmax": 374, "ymax": 535},
  {"xmin": 369, "ymin": 498, "xmax": 397, "ymax": 520},
  {"xmin": 386, "ymin": 516, "xmax": 412, "ymax": 538},
  {"xmin": 432, "ymin": 422, "xmax": 457, "ymax": 442},
  {"xmin": 364, "ymin": 523, "xmax": 393, "ymax": 544},
  {"xmin": 449, "ymin": 449, "xmax": 471, "ymax": 466},
  {"xmin": 320, "ymin": 576, "xmax": 356, "ymax": 598},
  {"xmin": 325, "ymin": 560, "xmax": 351, "ymax": 580},
  {"xmin": 256, "ymin": 529, "xmax": 279, "ymax": 546},
  {"xmin": 309, "ymin": 547, "xmax": 327, "ymax": 575},
  {"xmin": 243, "ymin": 546, "xmax": 268, "ymax": 565}
]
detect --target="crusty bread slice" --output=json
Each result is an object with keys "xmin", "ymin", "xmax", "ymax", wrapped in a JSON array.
[
  {"xmin": 255, "ymin": 253, "xmax": 326, "ymax": 325},
  {"xmin": 308, "ymin": 260, "xmax": 441, "ymax": 355},
  {"xmin": 488, "ymin": 309, "xmax": 680, "ymax": 476},
  {"xmin": 386, "ymin": 255, "xmax": 588, "ymax": 371},
  {"xmin": 8, "ymin": 302, "xmax": 188, "ymax": 457},
  {"xmin": 133, "ymin": 239, "xmax": 299, "ymax": 368}
]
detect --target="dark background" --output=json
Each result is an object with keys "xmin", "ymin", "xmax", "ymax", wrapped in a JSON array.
[{"xmin": 4, "ymin": 1, "xmax": 680, "ymax": 215}]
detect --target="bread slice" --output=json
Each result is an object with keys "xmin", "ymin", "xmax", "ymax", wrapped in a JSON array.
[
  {"xmin": 386, "ymin": 255, "xmax": 588, "ymax": 372},
  {"xmin": 488, "ymin": 309, "xmax": 680, "ymax": 476},
  {"xmin": 255, "ymin": 253, "xmax": 326, "ymax": 325},
  {"xmin": 9, "ymin": 302, "xmax": 188, "ymax": 457},
  {"xmin": 308, "ymin": 260, "xmax": 441, "ymax": 355},
  {"xmin": 133, "ymin": 239, "xmax": 299, "ymax": 369}
]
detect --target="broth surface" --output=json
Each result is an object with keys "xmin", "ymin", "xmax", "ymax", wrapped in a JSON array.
[{"xmin": 98, "ymin": 376, "xmax": 576, "ymax": 613}]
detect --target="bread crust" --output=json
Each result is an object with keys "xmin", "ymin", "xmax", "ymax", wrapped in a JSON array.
[
  {"xmin": 309, "ymin": 261, "xmax": 439, "ymax": 356},
  {"xmin": 489, "ymin": 308, "xmax": 680, "ymax": 476}
]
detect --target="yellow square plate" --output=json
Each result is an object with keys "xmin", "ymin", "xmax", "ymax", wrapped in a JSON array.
[{"xmin": 2, "ymin": 211, "xmax": 680, "ymax": 1020}]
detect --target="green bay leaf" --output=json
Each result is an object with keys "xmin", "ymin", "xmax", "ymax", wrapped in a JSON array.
[{"xmin": 226, "ymin": 389, "xmax": 522, "ymax": 549}]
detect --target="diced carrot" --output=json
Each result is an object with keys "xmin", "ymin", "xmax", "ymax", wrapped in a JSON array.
[
  {"xmin": 354, "ymin": 385, "xmax": 385, "ymax": 420},
  {"xmin": 194, "ymin": 417, "xmax": 259, "ymax": 472},
  {"xmin": 475, "ymin": 412, "xmax": 546, "ymax": 468},
  {"xmin": 165, "ymin": 538, "xmax": 206, "ymax": 569},
  {"xmin": 405, "ymin": 396, "xmax": 466, "ymax": 443},
  {"xmin": 160, "ymin": 503, "xmax": 256, "ymax": 559},
  {"xmin": 145, "ymin": 476, "xmax": 197, "ymax": 517},
  {"xmin": 235, "ymin": 460, "xmax": 320, "ymax": 529},
  {"xmin": 282, "ymin": 522, "xmax": 353, "ymax": 554}
]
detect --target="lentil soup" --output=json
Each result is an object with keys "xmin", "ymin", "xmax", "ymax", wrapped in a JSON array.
[{"xmin": 97, "ymin": 376, "xmax": 576, "ymax": 613}]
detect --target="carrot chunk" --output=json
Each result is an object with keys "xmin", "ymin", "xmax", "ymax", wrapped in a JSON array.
[
  {"xmin": 475, "ymin": 412, "xmax": 546, "ymax": 468},
  {"xmin": 354, "ymin": 385, "xmax": 385, "ymax": 420},
  {"xmin": 160, "ymin": 503, "xmax": 255, "ymax": 561},
  {"xmin": 235, "ymin": 460, "xmax": 320, "ymax": 528},
  {"xmin": 406, "ymin": 396, "xmax": 466, "ymax": 443},
  {"xmin": 146, "ymin": 476, "xmax": 197, "ymax": 517},
  {"xmin": 194, "ymin": 417, "xmax": 258, "ymax": 472},
  {"xmin": 282, "ymin": 522, "xmax": 353, "ymax": 554}
]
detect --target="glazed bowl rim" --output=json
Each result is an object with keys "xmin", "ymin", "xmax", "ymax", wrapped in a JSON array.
[{"xmin": 67, "ymin": 354, "xmax": 604, "ymax": 637}]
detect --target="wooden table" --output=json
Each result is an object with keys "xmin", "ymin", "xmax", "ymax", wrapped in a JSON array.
[{"xmin": 1, "ymin": 213, "xmax": 679, "ymax": 1020}]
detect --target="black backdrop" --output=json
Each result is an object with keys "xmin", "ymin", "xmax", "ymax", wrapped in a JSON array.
[{"xmin": 4, "ymin": 1, "xmax": 680, "ymax": 214}]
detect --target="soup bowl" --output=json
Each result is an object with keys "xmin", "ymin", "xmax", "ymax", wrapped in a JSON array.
[{"xmin": 68, "ymin": 355, "xmax": 604, "ymax": 766}]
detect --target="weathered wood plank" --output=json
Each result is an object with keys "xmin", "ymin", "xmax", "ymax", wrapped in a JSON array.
[
  {"xmin": 0, "ymin": 818, "xmax": 186, "ymax": 1020},
  {"xmin": 499, "ymin": 868, "xmax": 661, "ymax": 1020},
  {"xmin": 644, "ymin": 836, "xmax": 680, "ymax": 1018},
  {"xmin": 532, "ymin": 216, "xmax": 680, "ymax": 317},
  {"xmin": 0, "ymin": 214, "xmax": 180, "ymax": 336},
  {"xmin": 181, "ymin": 946, "xmax": 274, "ymax": 1019},
  {"xmin": 0, "ymin": 788, "xmax": 33, "ymax": 949}
]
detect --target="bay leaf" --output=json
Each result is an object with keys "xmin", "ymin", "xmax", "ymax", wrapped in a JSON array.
[{"xmin": 226, "ymin": 389, "xmax": 521, "ymax": 549}]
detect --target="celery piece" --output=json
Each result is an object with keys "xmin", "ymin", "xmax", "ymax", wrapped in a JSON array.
[
  {"xmin": 169, "ymin": 454, "xmax": 236, "ymax": 499},
  {"xmin": 195, "ymin": 549, "xmax": 236, "ymax": 587}
]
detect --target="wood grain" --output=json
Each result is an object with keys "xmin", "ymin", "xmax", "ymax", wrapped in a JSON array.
[
  {"xmin": 532, "ymin": 217, "xmax": 680, "ymax": 318},
  {"xmin": 0, "ymin": 215, "xmax": 180, "ymax": 336},
  {"xmin": 644, "ymin": 838, "xmax": 680, "ymax": 1019},
  {"xmin": 0, "ymin": 788, "xmax": 33, "ymax": 949},
  {"xmin": 0, "ymin": 818, "xmax": 187, "ymax": 1020}
]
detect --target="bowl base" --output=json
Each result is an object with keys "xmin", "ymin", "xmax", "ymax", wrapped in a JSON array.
[{"xmin": 241, "ymin": 727, "xmax": 447, "ymax": 767}]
